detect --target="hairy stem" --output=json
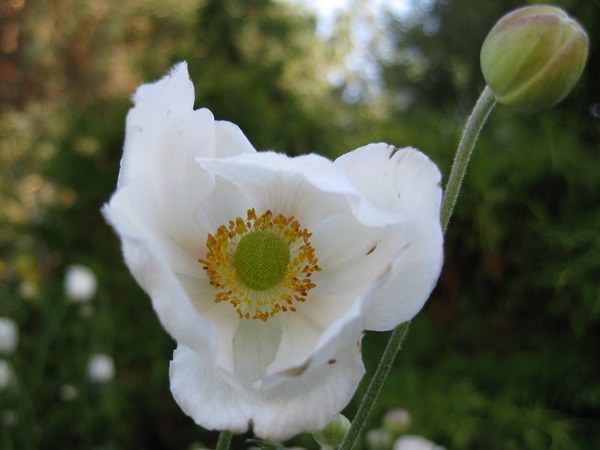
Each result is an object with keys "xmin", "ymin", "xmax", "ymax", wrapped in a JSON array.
[
  {"xmin": 441, "ymin": 85, "xmax": 496, "ymax": 230},
  {"xmin": 339, "ymin": 322, "xmax": 410, "ymax": 450}
]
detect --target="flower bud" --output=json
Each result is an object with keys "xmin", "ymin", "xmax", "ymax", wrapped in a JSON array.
[
  {"xmin": 313, "ymin": 414, "xmax": 351, "ymax": 449},
  {"xmin": 480, "ymin": 5, "xmax": 588, "ymax": 112}
]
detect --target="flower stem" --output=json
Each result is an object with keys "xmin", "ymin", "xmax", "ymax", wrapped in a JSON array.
[
  {"xmin": 441, "ymin": 85, "xmax": 496, "ymax": 231},
  {"xmin": 216, "ymin": 431, "xmax": 232, "ymax": 450},
  {"xmin": 338, "ymin": 322, "xmax": 410, "ymax": 450}
]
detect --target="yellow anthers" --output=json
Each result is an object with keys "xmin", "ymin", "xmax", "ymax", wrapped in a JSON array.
[{"xmin": 198, "ymin": 208, "xmax": 321, "ymax": 322}]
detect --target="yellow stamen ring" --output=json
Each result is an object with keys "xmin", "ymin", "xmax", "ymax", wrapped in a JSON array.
[{"xmin": 199, "ymin": 209, "xmax": 321, "ymax": 322}]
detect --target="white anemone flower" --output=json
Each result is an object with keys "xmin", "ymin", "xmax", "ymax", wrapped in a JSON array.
[
  {"xmin": 64, "ymin": 265, "xmax": 98, "ymax": 302},
  {"xmin": 87, "ymin": 353, "xmax": 116, "ymax": 382},
  {"xmin": 103, "ymin": 62, "xmax": 443, "ymax": 441}
]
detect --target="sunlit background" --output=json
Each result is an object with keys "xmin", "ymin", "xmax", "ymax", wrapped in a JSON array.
[{"xmin": 0, "ymin": 0, "xmax": 599, "ymax": 448}]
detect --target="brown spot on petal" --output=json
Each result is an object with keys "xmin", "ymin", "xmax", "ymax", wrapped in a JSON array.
[
  {"xmin": 366, "ymin": 245, "xmax": 377, "ymax": 255},
  {"xmin": 388, "ymin": 145, "xmax": 399, "ymax": 159},
  {"xmin": 281, "ymin": 360, "xmax": 310, "ymax": 376},
  {"xmin": 328, "ymin": 359, "xmax": 337, "ymax": 365}
]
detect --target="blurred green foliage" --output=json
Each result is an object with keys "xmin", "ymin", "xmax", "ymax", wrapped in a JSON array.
[{"xmin": 0, "ymin": 0, "xmax": 598, "ymax": 448}]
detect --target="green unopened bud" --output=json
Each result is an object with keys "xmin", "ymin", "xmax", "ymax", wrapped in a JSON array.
[
  {"xmin": 313, "ymin": 414, "xmax": 351, "ymax": 450},
  {"xmin": 480, "ymin": 5, "xmax": 588, "ymax": 112}
]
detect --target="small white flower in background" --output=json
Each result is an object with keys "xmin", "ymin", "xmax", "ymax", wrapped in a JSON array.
[
  {"xmin": 64, "ymin": 265, "xmax": 98, "ymax": 302},
  {"xmin": 0, "ymin": 317, "xmax": 18, "ymax": 354},
  {"xmin": 0, "ymin": 359, "xmax": 15, "ymax": 390},
  {"xmin": 366, "ymin": 427, "xmax": 395, "ymax": 450},
  {"xmin": 393, "ymin": 435, "xmax": 446, "ymax": 450},
  {"xmin": 103, "ymin": 62, "xmax": 444, "ymax": 441},
  {"xmin": 383, "ymin": 408, "xmax": 412, "ymax": 435},
  {"xmin": 87, "ymin": 353, "xmax": 115, "ymax": 382}
]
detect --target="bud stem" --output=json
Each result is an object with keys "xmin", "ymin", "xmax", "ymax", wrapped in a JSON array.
[
  {"xmin": 441, "ymin": 85, "xmax": 496, "ymax": 231},
  {"xmin": 217, "ymin": 431, "xmax": 232, "ymax": 450},
  {"xmin": 339, "ymin": 322, "xmax": 410, "ymax": 450}
]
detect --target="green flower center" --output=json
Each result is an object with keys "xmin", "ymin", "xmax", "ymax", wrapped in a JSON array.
[{"xmin": 234, "ymin": 230, "xmax": 291, "ymax": 291}]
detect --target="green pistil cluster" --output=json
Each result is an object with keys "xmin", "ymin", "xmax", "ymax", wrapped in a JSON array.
[{"xmin": 235, "ymin": 230, "xmax": 290, "ymax": 291}]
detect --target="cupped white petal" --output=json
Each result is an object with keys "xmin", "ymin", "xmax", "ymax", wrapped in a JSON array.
[
  {"xmin": 119, "ymin": 63, "xmax": 216, "ymax": 190},
  {"xmin": 335, "ymin": 144, "xmax": 442, "ymax": 224},
  {"xmin": 262, "ymin": 289, "xmax": 366, "ymax": 385},
  {"xmin": 175, "ymin": 274, "xmax": 240, "ymax": 373},
  {"xmin": 214, "ymin": 120, "xmax": 257, "ymax": 158},
  {"xmin": 105, "ymin": 175, "xmax": 203, "ymax": 277},
  {"xmin": 102, "ymin": 205, "xmax": 218, "ymax": 363},
  {"xmin": 194, "ymin": 176, "xmax": 252, "ymax": 238},
  {"xmin": 170, "ymin": 337, "xmax": 364, "ymax": 442},
  {"xmin": 197, "ymin": 151, "xmax": 402, "ymax": 229},
  {"xmin": 335, "ymin": 144, "xmax": 444, "ymax": 330},
  {"xmin": 310, "ymin": 213, "xmax": 408, "ymax": 296},
  {"xmin": 232, "ymin": 318, "xmax": 282, "ymax": 386}
]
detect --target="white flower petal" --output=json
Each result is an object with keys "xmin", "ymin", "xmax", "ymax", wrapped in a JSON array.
[
  {"xmin": 198, "ymin": 152, "xmax": 348, "ymax": 229},
  {"xmin": 311, "ymin": 214, "xmax": 408, "ymax": 296},
  {"xmin": 335, "ymin": 144, "xmax": 444, "ymax": 330},
  {"xmin": 170, "ymin": 338, "xmax": 364, "ymax": 442},
  {"xmin": 176, "ymin": 274, "xmax": 240, "ymax": 373},
  {"xmin": 335, "ymin": 144, "xmax": 442, "ymax": 224},
  {"xmin": 198, "ymin": 151, "xmax": 401, "ymax": 229},
  {"xmin": 194, "ymin": 176, "xmax": 252, "ymax": 238},
  {"xmin": 104, "ymin": 178, "xmax": 203, "ymax": 278},
  {"xmin": 232, "ymin": 318, "xmax": 282, "ymax": 386},
  {"xmin": 119, "ymin": 63, "xmax": 216, "ymax": 191},
  {"xmin": 214, "ymin": 120, "xmax": 257, "ymax": 157},
  {"xmin": 102, "ymin": 207, "xmax": 217, "ymax": 362}
]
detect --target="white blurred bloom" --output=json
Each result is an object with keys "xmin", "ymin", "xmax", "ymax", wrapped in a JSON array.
[
  {"xmin": 383, "ymin": 408, "xmax": 412, "ymax": 435},
  {"xmin": 87, "ymin": 353, "xmax": 115, "ymax": 382},
  {"xmin": 0, "ymin": 317, "xmax": 18, "ymax": 354},
  {"xmin": 366, "ymin": 427, "xmax": 394, "ymax": 450},
  {"xmin": 103, "ymin": 62, "xmax": 443, "ymax": 441},
  {"xmin": 64, "ymin": 265, "xmax": 98, "ymax": 302},
  {"xmin": 393, "ymin": 435, "xmax": 446, "ymax": 450},
  {"xmin": 0, "ymin": 359, "xmax": 15, "ymax": 389}
]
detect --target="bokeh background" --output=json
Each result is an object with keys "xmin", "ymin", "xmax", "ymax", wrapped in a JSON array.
[{"xmin": 0, "ymin": 0, "xmax": 598, "ymax": 448}]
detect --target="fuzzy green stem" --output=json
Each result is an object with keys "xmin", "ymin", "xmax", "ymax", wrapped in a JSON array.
[
  {"xmin": 216, "ymin": 431, "xmax": 232, "ymax": 450},
  {"xmin": 441, "ymin": 85, "xmax": 496, "ymax": 231},
  {"xmin": 338, "ymin": 322, "xmax": 410, "ymax": 450}
]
